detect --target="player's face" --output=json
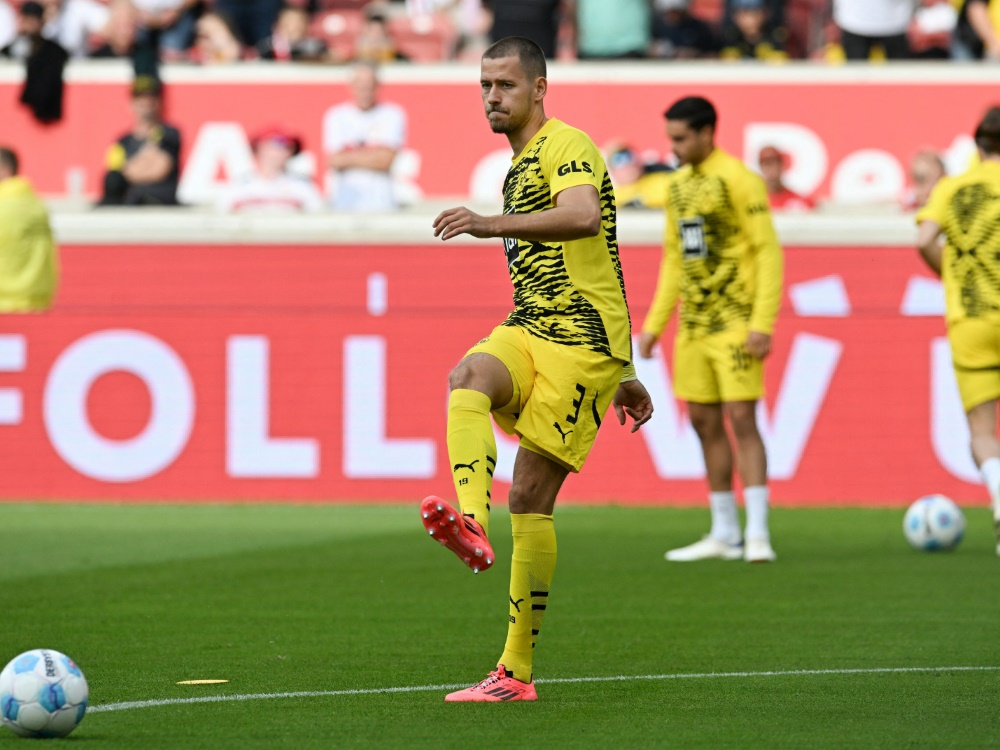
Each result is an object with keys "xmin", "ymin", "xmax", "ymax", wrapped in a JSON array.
[
  {"xmin": 666, "ymin": 120, "xmax": 713, "ymax": 166},
  {"xmin": 481, "ymin": 56, "xmax": 540, "ymax": 135}
]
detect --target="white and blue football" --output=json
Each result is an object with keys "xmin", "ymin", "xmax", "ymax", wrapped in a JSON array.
[
  {"xmin": 903, "ymin": 495, "xmax": 966, "ymax": 551},
  {"xmin": 0, "ymin": 649, "xmax": 88, "ymax": 738}
]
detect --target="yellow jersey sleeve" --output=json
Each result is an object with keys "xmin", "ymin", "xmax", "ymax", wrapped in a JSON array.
[
  {"xmin": 541, "ymin": 127, "xmax": 604, "ymax": 198},
  {"xmin": 642, "ymin": 190, "xmax": 682, "ymax": 337},
  {"xmin": 916, "ymin": 176, "xmax": 953, "ymax": 227},
  {"xmin": 105, "ymin": 143, "xmax": 127, "ymax": 172},
  {"xmin": 742, "ymin": 171, "xmax": 783, "ymax": 335}
]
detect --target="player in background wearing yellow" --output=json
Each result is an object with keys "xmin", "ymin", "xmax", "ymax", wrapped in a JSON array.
[
  {"xmin": 0, "ymin": 147, "xmax": 58, "ymax": 312},
  {"xmin": 423, "ymin": 36, "xmax": 654, "ymax": 702},
  {"xmin": 639, "ymin": 97, "xmax": 783, "ymax": 563},
  {"xmin": 916, "ymin": 106, "xmax": 1000, "ymax": 555}
]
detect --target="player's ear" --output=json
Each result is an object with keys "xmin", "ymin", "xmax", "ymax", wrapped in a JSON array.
[{"xmin": 534, "ymin": 76, "xmax": 547, "ymax": 101}]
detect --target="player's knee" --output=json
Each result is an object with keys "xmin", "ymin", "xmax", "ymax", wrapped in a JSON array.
[
  {"xmin": 508, "ymin": 484, "xmax": 548, "ymax": 515},
  {"xmin": 729, "ymin": 414, "xmax": 759, "ymax": 442},
  {"xmin": 448, "ymin": 361, "xmax": 476, "ymax": 392},
  {"xmin": 689, "ymin": 408, "xmax": 724, "ymax": 440}
]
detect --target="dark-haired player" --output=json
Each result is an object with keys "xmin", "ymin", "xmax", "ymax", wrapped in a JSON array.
[
  {"xmin": 423, "ymin": 36, "xmax": 653, "ymax": 702},
  {"xmin": 917, "ymin": 105, "xmax": 1000, "ymax": 555},
  {"xmin": 639, "ymin": 96, "xmax": 783, "ymax": 564}
]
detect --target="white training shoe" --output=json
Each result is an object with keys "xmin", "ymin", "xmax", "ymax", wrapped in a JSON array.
[
  {"xmin": 994, "ymin": 510, "xmax": 1000, "ymax": 557},
  {"xmin": 744, "ymin": 536, "xmax": 777, "ymax": 563},
  {"xmin": 665, "ymin": 536, "xmax": 744, "ymax": 562}
]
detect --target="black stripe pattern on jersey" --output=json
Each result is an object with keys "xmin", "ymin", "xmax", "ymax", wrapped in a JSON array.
[
  {"xmin": 948, "ymin": 182, "xmax": 1000, "ymax": 319},
  {"xmin": 499, "ymin": 135, "xmax": 614, "ymax": 356}
]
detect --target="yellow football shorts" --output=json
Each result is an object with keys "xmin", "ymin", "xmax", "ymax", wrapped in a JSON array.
[
  {"xmin": 465, "ymin": 324, "xmax": 624, "ymax": 472},
  {"xmin": 673, "ymin": 326, "xmax": 764, "ymax": 404},
  {"xmin": 948, "ymin": 317, "xmax": 1000, "ymax": 412}
]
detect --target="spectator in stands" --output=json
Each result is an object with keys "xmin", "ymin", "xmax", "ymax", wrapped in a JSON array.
[
  {"xmin": 427, "ymin": 0, "xmax": 491, "ymax": 60},
  {"xmin": 99, "ymin": 76, "xmax": 181, "ymax": 206},
  {"xmin": 571, "ymin": 0, "xmax": 651, "ymax": 59},
  {"xmin": 1, "ymin": 1, "xmax": 68, "ymax": 123},
  {"xmin": 720, "ymin": 0, "xmax": 789, "ymax": 60},
  {"xmin": 213, "ymin": 0, "xmax": 283, "ymax": 48},
  {"xmin": 257, "ymin": 4, "xmax": 328, "ymax": 61},
  {"xmin": 353, "ymin": 5, "xmax": 409, "ymax": 63},
  {"xmin": 90, "ymin": 0, "xmax": 134, "ymax": 58},
  {"xmin": 834, "ymin": 0, "xmax": 913, "ymax": 59},
  {"xmin": 218, "ymin": 127, "xmax": 323, "ymax": 213},
  {"xmin": 903, "ymin": 149, "xmax": 946, "ymax": 210},
  {"xmin": 483, "ymin": 0, "xmax": 568, "ymax": 59},
  {"xmin": 131, "ymin": 0, "xmax": 198, "ymax": 60},
  {"xmin": 89, "ymin": 0, "xmax": 158, "ymax": 75},
  {"xmin": 649, "ymin": 0, "xmax": 719, "ymax": 59},
  {"xmin": 192, "ymin": 10, "xmax": 243, "ymax": 64},
  {"xmin": 322, "ymin": 62, "xmax": 407, "ymax": 212},
  {"xmin": 953, "ymin": 0, "xmax": 1000, "ymax": 59},
  {"xmin": 0, "ymin": 147, "xmax": 59, "ymax": 313},
  {"xmin": 604, "ymin": 141, "xmax": 673, "ymax": 209},
  {"xmin": 0, "ymin": 1, "xmax": 15, "ymax": 51},
  {"xmin": 39, "ymin": 0, "xmax": 109, "ymax": 57},
  {"xmin": 759, "ymin": 146, "xmax": 813, "ymax": 211}
]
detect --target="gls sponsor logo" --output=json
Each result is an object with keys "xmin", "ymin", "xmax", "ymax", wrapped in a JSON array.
[{"xmin": 557, "ymin": 161, "xmax": 592, "ymax": 177}]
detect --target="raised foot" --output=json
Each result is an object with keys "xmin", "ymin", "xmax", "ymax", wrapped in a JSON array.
[{"xmin": 420, "ymin": 496, "xmax": 495, "ymax": 574}]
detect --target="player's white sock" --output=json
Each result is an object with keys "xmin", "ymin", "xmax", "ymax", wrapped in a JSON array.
[
  {"xmin": 744, "ymin": 485, "xmax": 770, "ymax": 540},
  {"xmin": 708, "ymin": 491, "xmax": 741, "ymax": 544},
  {"xmin": 979, "ymin": 457, "xmax": 1000, "ymax": 514}
]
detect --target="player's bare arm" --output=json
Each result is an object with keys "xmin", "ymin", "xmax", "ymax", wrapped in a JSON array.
[
  {"xmin": 613, "ymin": 379, "xmax": 654, "ymax": 433},
  {"xmin": 433, "ymin": 184, "xmax": 601, "ymax": 242},
  {"xmin": 638, "ymin": 332, "xmax": 658, "ymax": 359},
  {"xmin": 916, "ymin": 220, "xmax": 944, "ymax": 276},
  {"xmin": 746, "ymin": 331, "xmax": 772, "ymax": 360}
]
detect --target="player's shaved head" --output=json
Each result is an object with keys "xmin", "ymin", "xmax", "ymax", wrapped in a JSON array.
[
  {"xmin": 483, "ymin": 36, "xmax": 546, "ymax": 81},
  {"xmin": 975, "ymin": 106, "xmax": 1000, "ymax": 156}
]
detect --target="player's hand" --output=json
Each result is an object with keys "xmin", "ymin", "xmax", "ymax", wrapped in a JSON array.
[
  {"xmin": 433, "ymin": 207, "xmax": 494, "ymax": 241},
  {"xmin": 638, "ymin": 332, "xmax": 658, "ymax": 359},
  {"xmin": 746, "ymin": 331, "xmax": 772, "ymax": 360},
  {"xmin": 613, "ymin": 379, "xmax": 653, "ymax": 433}
]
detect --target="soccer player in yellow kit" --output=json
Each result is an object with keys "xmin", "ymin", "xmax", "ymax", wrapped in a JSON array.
[
  {"xmin": 423, "ymin": 36, "xmax": 654, "ymax": 702},
  {"xmin": 639, "ymin": 97, "xmax": 783, "ymax": 564},
  {"xmin": 0, "ymin": 147, "xmax": 58, "ymax": 312},
  {"xmin": 917, "ymin": 106, "xmax": 1000, "ymax": 555}
]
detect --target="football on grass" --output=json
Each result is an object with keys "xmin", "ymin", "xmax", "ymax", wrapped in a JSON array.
[
  {"xmin": 903, "ymin": 495, "xmax": 965, "ymax": 551},
  {"xmin": 0, "ymin": 649, "xmax": 88, "ymax": 738}
]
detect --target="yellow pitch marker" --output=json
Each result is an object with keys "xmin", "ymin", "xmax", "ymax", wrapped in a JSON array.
[{"xmin": 176, "ymin": 680, "xmax": 229, "ymax": 685}]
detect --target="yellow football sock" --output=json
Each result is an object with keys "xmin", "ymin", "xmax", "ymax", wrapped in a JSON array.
[
  {"xmin": 499, "ymin": 513, "xmax": 557, "ymax": 683},
  {"xmin": 446, "ymin": 389, "xmax": 496, "ymax": 538}
]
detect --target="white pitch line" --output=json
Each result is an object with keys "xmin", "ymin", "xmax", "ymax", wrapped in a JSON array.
[{"xmin": 88, "ymin": 665, "xmax": 1000, "ymax": 714}]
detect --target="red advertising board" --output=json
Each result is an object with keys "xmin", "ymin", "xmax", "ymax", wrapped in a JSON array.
[
  {"xmin": 0, "ymin": 243, "xmax": 982, "ymax": 504},
  {"xmin": 0, "ymin": 67, "xmax": 996, "ymax": 204}
]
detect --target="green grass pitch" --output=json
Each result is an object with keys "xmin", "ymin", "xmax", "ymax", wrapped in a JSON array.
[{"xmin": 1, "ymin": 503, "xmax": 997, "ymax": 749}]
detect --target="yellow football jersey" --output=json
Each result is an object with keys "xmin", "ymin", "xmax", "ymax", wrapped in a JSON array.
[
  {"xmin": 500, "ymin": 118, "xmax": 631, "ymax": 363},
  {"xmin": 0, "ymin": 177, "xmax": 58, "ymax": 312},
  {"xmin": 917, "ymin": 160, "xmax": 1000, "ymax": 324},
  {"xmin": 643, "ymin": 148, "xmax": 783, "ymax": 337}
]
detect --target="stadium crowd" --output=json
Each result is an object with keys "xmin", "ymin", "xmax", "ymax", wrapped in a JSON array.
[{"xmin": 0, "ymin": 0, "xmax": 999, "ymax": 65}]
